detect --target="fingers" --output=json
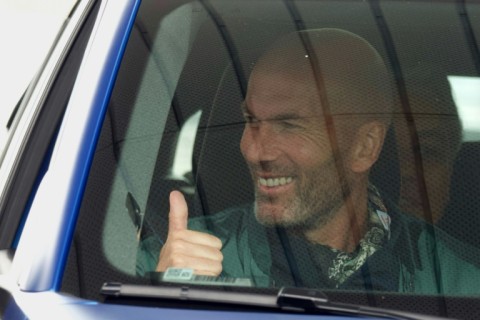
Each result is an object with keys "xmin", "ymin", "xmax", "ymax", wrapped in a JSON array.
[
  {"xmin": 157, "ymin": 190, "xmax": 224, "ymax": 276},
  {"xmin": 159, "ymin": 253, "xmax": 223, "ymax": 276},
  {"xmin": 167, "ymin": 191, "xmax": 221, "ymax": 248},
  {"xmin": 157, "ymin": 231, "xmax": 224, "ymax": 276},
  {"xmin": 168, "ymin": 190, "xmax": 188, "ymax": 233},
  {"xmin": 179, "ymin": 238, "xmax": 223, "ymax": 261},
  {"xmin": 158, "ymin": 235, "xmax": 223, "ymax": 275},
  {"xmin": 170, "ymin": 229, "xmax": 222, "ymax": 249}
]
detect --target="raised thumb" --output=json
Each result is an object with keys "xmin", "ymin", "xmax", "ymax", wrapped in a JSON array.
[{"xmin": 168, "ymin": 190, "xmax": 188, "ymax": 233}]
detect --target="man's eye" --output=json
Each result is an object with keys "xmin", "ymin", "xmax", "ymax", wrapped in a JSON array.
[{"xmin": 279, "ymin": 120, "xmax": 301, "ymax": 130}]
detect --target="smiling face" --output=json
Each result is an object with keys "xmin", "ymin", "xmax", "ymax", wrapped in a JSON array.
[
  {"xmin": 240, "ymin": 69, "xmax": 352, "ymax": 228},
  {"xmin": 239, "ymin": 29, "xmax": 392, "ymax": 230}
]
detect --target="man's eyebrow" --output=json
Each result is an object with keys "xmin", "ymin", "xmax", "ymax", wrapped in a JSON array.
[{"xmin": 240, "ymin": 102, "xmax": 304, "ymax": 121}]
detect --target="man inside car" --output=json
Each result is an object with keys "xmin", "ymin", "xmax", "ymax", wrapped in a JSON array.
[{"xmin": 137, "ymin": 28, "xmax": 480, "ymax": 293}]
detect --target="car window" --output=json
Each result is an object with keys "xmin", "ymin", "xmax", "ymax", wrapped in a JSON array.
[{"xmin": 64, "ymin": 0, "xmax": 480, "ymax": 317}]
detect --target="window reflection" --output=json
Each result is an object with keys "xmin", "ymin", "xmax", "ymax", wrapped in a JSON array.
[
  {"xmin": 448, "ymin": 76, "xmax": 480, "ymax": 142},
  {"xmin": 168, "ymin": 110, "xmax": 202, "ymax": 194}
]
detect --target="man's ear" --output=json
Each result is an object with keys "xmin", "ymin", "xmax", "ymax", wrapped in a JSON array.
[{"xmin": 348, "ymin": 121, "xmax": 386, "ymax": 173}]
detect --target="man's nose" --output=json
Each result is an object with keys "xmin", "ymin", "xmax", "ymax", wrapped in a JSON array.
[{"xmin": 241, "ymin": 122, "xmax": 280, "ymax": 163}]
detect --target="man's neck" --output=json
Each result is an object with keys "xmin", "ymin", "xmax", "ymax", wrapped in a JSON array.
[{"xmin": 304, "ymin": 186, "xmax": 369, "ymax": 253}]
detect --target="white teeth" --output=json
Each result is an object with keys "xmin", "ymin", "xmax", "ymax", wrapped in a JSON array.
[{"xmin": 259, "ymin": 177, "xmax": 293, "ymax": 187}]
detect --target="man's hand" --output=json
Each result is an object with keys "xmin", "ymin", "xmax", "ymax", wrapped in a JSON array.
[{"xmin": 156, "ymin": 190, "xmax": 223, "ymax": 276}]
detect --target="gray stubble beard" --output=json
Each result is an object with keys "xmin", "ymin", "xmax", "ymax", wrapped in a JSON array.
[{"xmin": 253, "ymin": 156, "xmax": 352, "ymax": 231}]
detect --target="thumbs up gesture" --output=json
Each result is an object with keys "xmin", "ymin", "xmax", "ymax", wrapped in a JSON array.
[{"xmin": 156, "ymin": 191, "xmax": 224, "ymax": 276}]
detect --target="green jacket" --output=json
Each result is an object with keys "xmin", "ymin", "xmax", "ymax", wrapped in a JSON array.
[{"xmin": 137, "ymin": 203, "xmax": 480, "ymax": 295}]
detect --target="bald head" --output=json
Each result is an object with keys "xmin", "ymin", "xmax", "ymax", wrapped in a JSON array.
[{"xmin": 251, "ymin": 28, "xmax": 394, "ymax": 127}]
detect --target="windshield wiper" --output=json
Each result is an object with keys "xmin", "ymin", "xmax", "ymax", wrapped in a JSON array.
[
  {"xmin": 101, "ymin": 283, "xmax": 448, "ymax": 319},
  {"xmin": 277, "ymin": 287, "xmax": 449, "ymax": 319}
]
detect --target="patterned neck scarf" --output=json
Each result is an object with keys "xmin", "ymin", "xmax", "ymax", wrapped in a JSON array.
[{"xmin": 327, "ymin": 184, "xmax": 391, "ymax": 287}]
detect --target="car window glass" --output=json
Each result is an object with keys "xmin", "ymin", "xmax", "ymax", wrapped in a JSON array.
[{"xmin": 66, "ymin": 0, "xmax": 480, "ymax": 316}]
